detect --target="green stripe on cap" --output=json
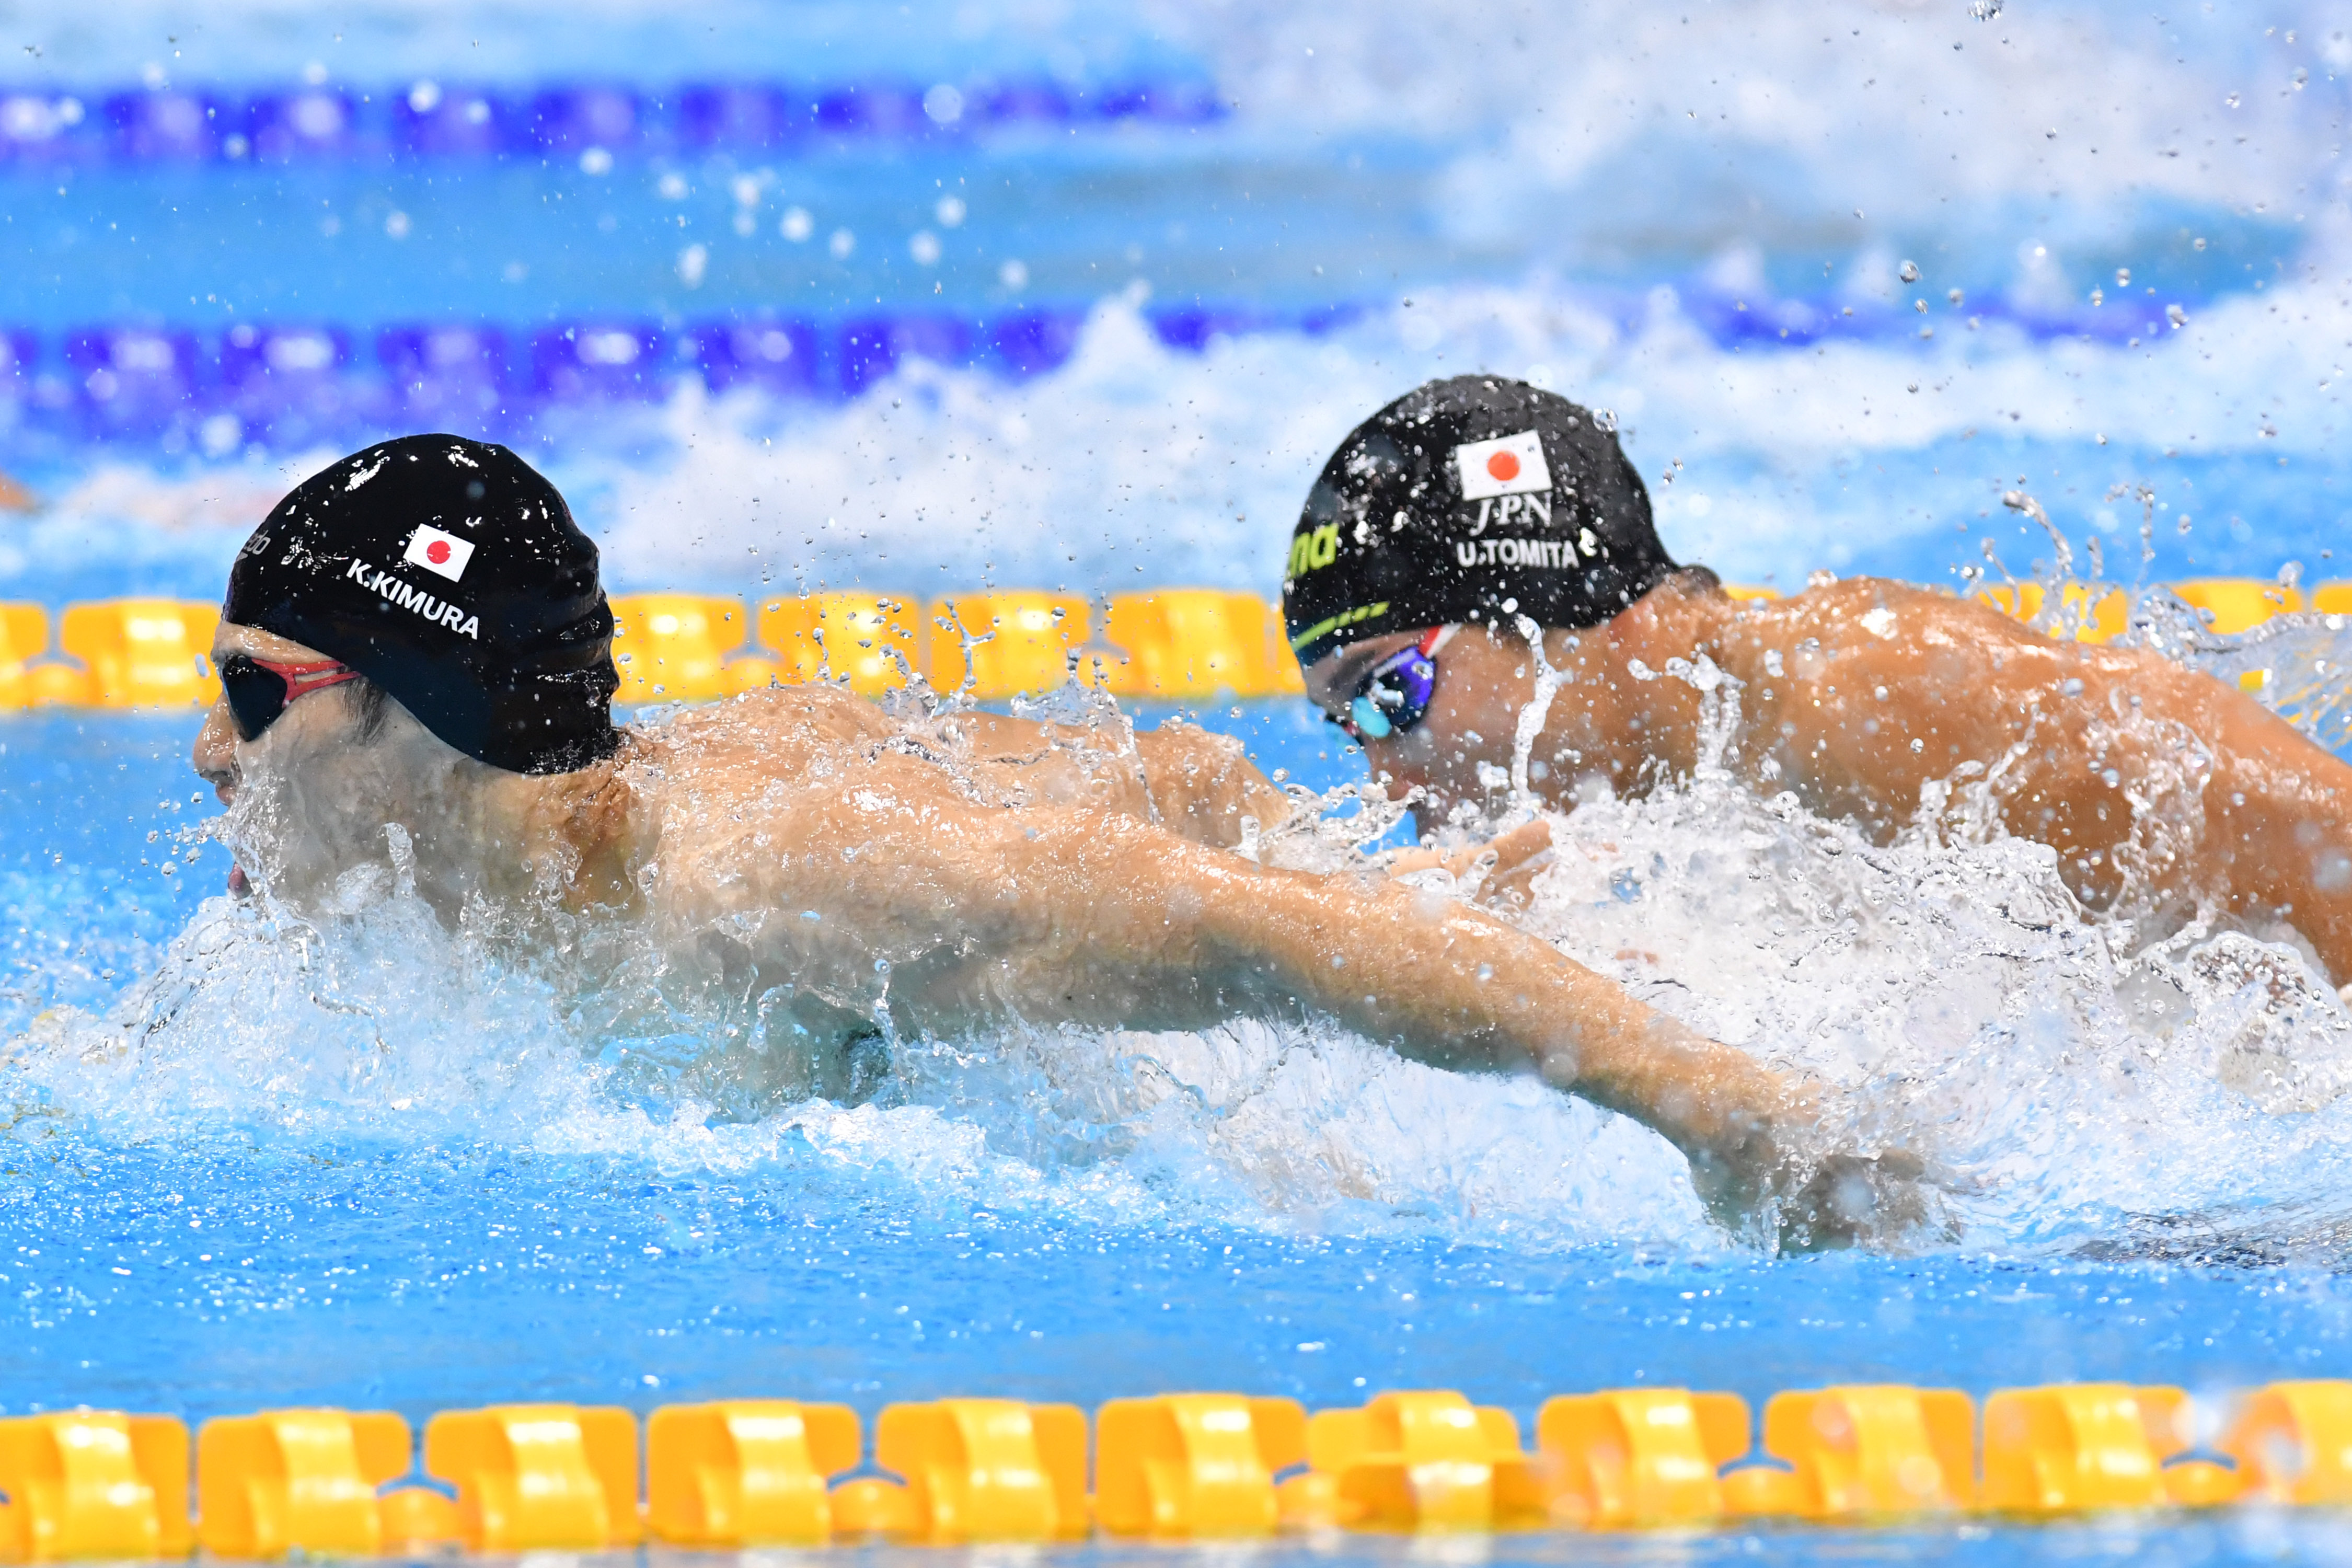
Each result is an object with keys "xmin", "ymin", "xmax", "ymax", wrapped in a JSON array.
[{"xmin": 1289, "ymin": 600, "xmax": 1391, "ymax": 652}]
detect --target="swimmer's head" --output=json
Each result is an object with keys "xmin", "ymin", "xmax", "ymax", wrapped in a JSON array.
[
  {"xmin": 1281, "ymin": 376, "xmax": 1679, "ymax": 671},
  {"xmin": 222, "ymin": 434, "xmax": 620, "ymax": 775}
]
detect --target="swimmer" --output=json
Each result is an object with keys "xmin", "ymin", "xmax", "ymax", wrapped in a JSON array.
[
  {"xmin": 1286, "ymin": 375, "xmax": 2352, "ymax": 984},
  {"xmin": 193, "ymin": 435, "xmax": 1905, "ymax": 1249}
]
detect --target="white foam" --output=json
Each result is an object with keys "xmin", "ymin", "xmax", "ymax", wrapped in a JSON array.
[{"xmin": 2, "ymin": 841, "xmax": 1710, "ymax": 1250}]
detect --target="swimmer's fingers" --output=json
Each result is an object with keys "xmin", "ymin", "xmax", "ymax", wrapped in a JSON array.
[
  {"xmin": 1772, "ymin": 1149, "xmax": 1935, "ymax": 1254},
  {"xmin": 1381, "ymin": 845, "xmax": 1449, "ymax": 878},
  {"xmin": 1670, "ymin": 1070, "xmax": 1931, "ymax": 1251},
  {"xmin": 1474, "ymin": 819, "xmax": 1557, "ymax": 911},
  {"xmin": 1379, "ymin": 822, "xmax": 1555, "ymax": 906}
]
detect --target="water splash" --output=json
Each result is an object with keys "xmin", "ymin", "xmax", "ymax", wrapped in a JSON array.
[
  {"xmin": 18, "ymin": 540, "xmax": 2352, "ymax": 1257},
  {"xmin": 1484, "ymin": 650, "xmax": 2352, "ymax": 1253}
]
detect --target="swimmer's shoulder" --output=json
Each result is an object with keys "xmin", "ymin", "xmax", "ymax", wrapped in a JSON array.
[
  {"xmin": 649, "ymin": 682, "xmax": 897, "ymax": 759},
  {"xmin": 1742, "ymin": 575, "xmax": 2031, "ymax": 642}
]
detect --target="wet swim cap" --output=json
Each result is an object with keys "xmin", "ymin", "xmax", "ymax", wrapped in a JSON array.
[
  {"xmin": 223, "ymin": 434, "xmax": 621, "ymax": 775},
  {"xmin": 1282, "ymin": 375, "xmax": 1678, "ymax": 668}
]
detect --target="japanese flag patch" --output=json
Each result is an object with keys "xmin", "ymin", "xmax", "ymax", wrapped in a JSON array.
[
  {"xmin": 404, "ymin": 524, "xmax": 476, "ymax": 583},
  {"xmin": 1455, "ymin": 430, "xmax": 1552, "ymax": 501}
]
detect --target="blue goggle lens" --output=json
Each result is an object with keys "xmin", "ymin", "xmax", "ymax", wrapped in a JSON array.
[{"xmin": 1336, "ymin": 647, "xmax": 1437, "ymax": 740}]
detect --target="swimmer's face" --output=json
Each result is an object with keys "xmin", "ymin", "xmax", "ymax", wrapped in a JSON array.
[
  {"xmin": 194, "ymin": 621, "xmax": 423, "ymax": 904},
  {"xmin": 1306, "ymin": 621, "xmax": 1637, "ymax": 816},
  {"xmin": 193, "ymin": 622, "xmax": 351, "ymax": 809},
  {"xmin": 1306, "ymin": 627, "xmax": 1534, "ymax": 810}
]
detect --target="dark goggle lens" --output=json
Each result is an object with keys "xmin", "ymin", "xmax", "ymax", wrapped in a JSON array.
[
  {"xmin": 220, "ymin": 654, "xmax": 289, "ymax": 741},
  {"xmin": 1339, "ymin": 648, "xmax": 1438, "ymax": 740}
]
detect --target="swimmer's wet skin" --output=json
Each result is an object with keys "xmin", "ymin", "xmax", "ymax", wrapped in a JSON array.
[
  {"xmin": 192, "ymin": 434, "xmax": 1896, "ymax": 1251},
  {"xmin": 1288, "ymin": 375, "xmax": 2352, "ymax": 984}
]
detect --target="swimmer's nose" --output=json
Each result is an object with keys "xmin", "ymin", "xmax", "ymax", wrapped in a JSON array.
[{"xmin": 192, "ymin": 699, "xmax": 238, "ymax": 804}]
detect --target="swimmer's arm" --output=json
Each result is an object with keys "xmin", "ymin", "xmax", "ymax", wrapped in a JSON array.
[
  {"xmin": 1734, "ymin": 583, "xmax": 2352, "ymax": 982},
  {"xmin": 2099, "ymin": 653, "xmax": 2352, "ymax": 981},
  {"xmin": 991, "ymin": 810, "xmax": 1809, "ymax": 1224},
  {"xmin": 743, "ymin": 775, "xmax": 1881, "ymax": 1240}
]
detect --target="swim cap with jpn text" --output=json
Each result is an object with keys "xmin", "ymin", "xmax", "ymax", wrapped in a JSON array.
[
  {"xmin": 223, "ymin": 434, "xmax": 620, "ymax": 774},
  {"xmin": 1282, "ymin": 376, "xmax": 1679, "ymax": 668}
]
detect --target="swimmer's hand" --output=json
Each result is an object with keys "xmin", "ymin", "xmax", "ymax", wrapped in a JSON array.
[
  {"xmin": 1384, "ymin": 819, "xmax": 1555, "ymax": 912},
  {"xmin": 1683, "ymin": 1103, "xmax": 1930, "ymax": 1254},
  {"xmin": 1769, "ymin": 1148, "xmax": 1932, "ymax": 1253}
]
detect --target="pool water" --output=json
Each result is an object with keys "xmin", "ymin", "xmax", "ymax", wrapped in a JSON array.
[{"xmin": 9, "ymin": 695, "xmax": 2352, "ymax": 1567}]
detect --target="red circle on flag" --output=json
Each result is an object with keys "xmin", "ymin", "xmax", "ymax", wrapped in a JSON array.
[
  {"xmin": 426, "ymin": 539, "xmax": 451, "ymax": 564},
  {"xmin": 1486, "ymin": 451, "xmax": 1520, "ymax": 482}
]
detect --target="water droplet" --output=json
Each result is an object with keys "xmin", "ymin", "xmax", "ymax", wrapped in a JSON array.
[
  {"xmin": 923, "ymin": 83, "xmax": 964, "ymax": 124},
  {"xmin": 1898, "ymin": 260, "xmax": 1921, "ymax": 283}
]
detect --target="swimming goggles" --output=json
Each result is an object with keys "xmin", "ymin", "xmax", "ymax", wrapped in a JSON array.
[
  {"xmin": 220, "ymin": 652, "xmax": 362, "ymax": 741},
  {"xmin": 1330, "ymin": 626, "xmax": 1454, "ymax": 741}
]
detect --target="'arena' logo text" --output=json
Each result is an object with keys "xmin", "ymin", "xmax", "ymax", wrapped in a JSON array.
[
  {"xmin": 345, "ymin": 558, "xmax": 481, "ymax": 638},
  {"xmin": 1287, "ymin": 522, "xmax": 1341, "ymax": 578},
  {"xmin": 1454, "ymin": 529, "xmax": 1600, "ymax": 569}
]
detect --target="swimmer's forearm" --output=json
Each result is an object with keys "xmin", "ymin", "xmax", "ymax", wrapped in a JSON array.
[
  {"xmin": 803, "ymin": 802, "xmax": 1796, "ymax": 1177},
  {"xmin": 1154, "ymin": 848, "xmax": 1794, "ymax": 1172}
]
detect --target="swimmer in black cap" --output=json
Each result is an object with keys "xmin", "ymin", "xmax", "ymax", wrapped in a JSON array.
[
  {"xmin": 1288, "ymin": 375, "xmax": 2352, "ymax": 986},
  {"xmin": 193, "ymin": 434, "xmax": 1910, "ymax": 1249}
]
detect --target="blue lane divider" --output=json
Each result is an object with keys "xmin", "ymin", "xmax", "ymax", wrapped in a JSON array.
[
  {"xmin": 0, "ymin": 283, "xmax": 2193, "ymax": 453},
  {"xmin": 0, "ymin": 76, "xmax": 1226, "ymax": 167},
  {"xmin": 0, "ymin": 307, "xmax": 1368, "ymax": 451}
]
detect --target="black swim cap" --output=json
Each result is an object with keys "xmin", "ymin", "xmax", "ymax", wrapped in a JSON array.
[
  {"xmin": 1282, "ymin": 376, "xmax": 1679, "ymax": 668},
  {"xmin": 223, "ymin": 434, "xmax": 621, "ymax": 775}
]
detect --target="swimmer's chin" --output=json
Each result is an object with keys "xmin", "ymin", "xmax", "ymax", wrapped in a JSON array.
[{"xmin": 228, "ymin": 863, "xmax": 250, "ymax": 897}]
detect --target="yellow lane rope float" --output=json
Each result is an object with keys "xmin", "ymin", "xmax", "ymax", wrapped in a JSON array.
[
  {"xmin": 0, "ymin": 1379, "xmax": 2347, "ymax": 1556},
  {"xmin": 0, "ymin": 579, "xmax": 2326, "ymax": 711}
]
